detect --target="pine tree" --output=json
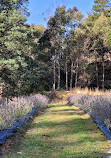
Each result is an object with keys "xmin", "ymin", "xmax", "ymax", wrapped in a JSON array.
[{"xmin": 0, "ymin": 0, "xmax": 37, "ymax": 95}]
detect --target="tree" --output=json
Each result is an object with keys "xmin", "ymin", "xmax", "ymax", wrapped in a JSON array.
[
  {"xmin": 93, "ymin": 0, "xmax": 111, "ymax": 13},
  {"xmin": 91, "ymin": 12, "xmax": 110, "ymax": 89},
  {"xmin": 63, "ymin": 9, "xmax": 83, "ymax": 89},
  {"xmin": 47, "ymin": 6, "xmax": 67, "ymax": 90},
  {"xmin": 0, "ymin": 0, "xmax": 45, "ymax": 96},
  {"xmin": 83, "ymin": 4, "xmax": 111, "ymax": 89}
]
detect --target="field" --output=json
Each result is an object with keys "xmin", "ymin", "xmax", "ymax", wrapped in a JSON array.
[{"xmin": 1, "ymin": 88, "xmax": 111, "ymax": 158}]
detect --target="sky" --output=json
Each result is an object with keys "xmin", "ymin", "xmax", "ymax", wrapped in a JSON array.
[{"xmin": 27, "ymin": 0, "xmax": 94, "ymax": 27}]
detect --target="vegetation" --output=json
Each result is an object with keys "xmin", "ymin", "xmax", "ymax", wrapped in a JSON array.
[
  {"xmin": 2, "ymin": 102, "xmax": 111, "ymax": 158},
  {"xmin": 67, "ymin": 92, "xmax": 111, "ymax": 131},
  {"xmin": 0, "ymin": 1, "xmax": 111, "ymax": 156},
  {"xmin": 0, "ymin": 94, "xmax": 49, "ymax": 130},
  {"xmin": 0, "ymin": 0, "xmax": 111, "ymax": 97},
  {"xmin": 37, "ymin": 0, "xmax": 111, "ymax": 91},
  {"xmin": 0, "ymin": 0, "xmax": 46, "ymax": 96}
]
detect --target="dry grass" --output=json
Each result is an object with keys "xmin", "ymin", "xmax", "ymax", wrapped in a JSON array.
[{"xmin": 47, "ymin": 88, "xmax": 111, "ymax": 104}]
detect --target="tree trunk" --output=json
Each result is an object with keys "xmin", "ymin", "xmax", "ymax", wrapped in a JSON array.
[
  {"xmin": 53, "ymin": 60, "xmax": 56, "ymax": 91},
  {"xmin": 70, "ymin": 61, "xmax": 73, "ymax": 90},
  {"xmin": 102, "ymin": 55, "xmax": 105, "ymax": 90},
  {"xmin": 57, "ymin": 61, "xmax": 60, "ymax": 90},
  {"xmin": 75, "ymin": 58, "xmax": 79, "ymax": 88},
  {"xmin": 65, "ymin": 48, "xmax": 68, "ymax": 91},
  {"xmin": 95, "ymin": 56, "xmax": 99, "ymax": 88},
  {"xmin": 65, "ymin": 60, "xmax": 68, "ymax": 91}
]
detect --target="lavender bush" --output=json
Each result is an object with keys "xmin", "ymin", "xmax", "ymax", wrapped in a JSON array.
[
  {"xmin": 67, "ymin": 94, "xmax": 111, "ymax": 131},
  {"xmin": 0, "ymin": 94, "xmax": 49, "ymax": 130}
]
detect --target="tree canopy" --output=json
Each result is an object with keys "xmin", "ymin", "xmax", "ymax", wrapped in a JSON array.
[{"xmin": 0, "ymin": 0, "xmax": 111, "ymax": 96}]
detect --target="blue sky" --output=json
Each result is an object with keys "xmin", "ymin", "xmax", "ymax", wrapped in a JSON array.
[{"xmin": 27, "ymin": 0, "xmax": 94, "ymax": 27}]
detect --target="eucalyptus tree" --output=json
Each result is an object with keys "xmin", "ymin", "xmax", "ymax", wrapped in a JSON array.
[
  {"xmin": 65, "ymin": 29, "xmax": 76, "ymax": 90},
  {"xmin": 64, "ymin": 9, "xmax": 83, "ymax": 90},
  {"xmin": 47, "ymin": 6, "xmax": 67, "ymax": 90},
  {"xmin": 47, "ymin": 6, "xmax": 84, "ymax": 90}
]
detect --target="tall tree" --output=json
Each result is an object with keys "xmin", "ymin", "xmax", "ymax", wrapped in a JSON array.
[
  {"xmin": 93, "ymin": 0, "xmax": 111, "ymax": 13},
  {"xmin": 0, "ymin": 0, "xmax": 41, "ymax": 95}
]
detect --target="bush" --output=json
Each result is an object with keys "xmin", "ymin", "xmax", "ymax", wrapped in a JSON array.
[
  {"xmin": 0, "ymin": 94, "xmax": 49, "ymax": 130},
  {"xmin": 67, "ymin": 94, "xmax": 111, "ymax": 131}
]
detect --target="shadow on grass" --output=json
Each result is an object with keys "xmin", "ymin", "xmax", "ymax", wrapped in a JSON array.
[
  {"xmin": 51, "ymin": 108, "xmax": 85, "ymax": 116},
  {"xmin": 1, "ymin": 105, "xmax": 110, "ymax": 158},
  {"xmin": 49, "ymin": 104, "xmax": 67, "ymax": 108}
]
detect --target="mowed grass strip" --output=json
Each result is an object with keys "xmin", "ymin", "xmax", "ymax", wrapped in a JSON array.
[{"xmin": 2, "ymin": 104, "xmax": 111, "ymax": 158}]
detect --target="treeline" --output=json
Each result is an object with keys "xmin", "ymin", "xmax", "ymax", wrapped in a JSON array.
[
  {"xmin": 0, "ymin": 0, "xmax": 46, "ymax": 96},
  {"xmin": 38, "ymin": 0, "xmax": 111, "ymax": 91},
  {"xmin": 0, "ymin": 0, "xmax": 111, "ymax": 96}
]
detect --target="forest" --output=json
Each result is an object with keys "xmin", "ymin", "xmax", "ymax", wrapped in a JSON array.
[
  {"xmin": 0, "ymin": 0, "xmax": 111, "ymax": 97},
  {"xmin": 1, "ymin": 1, "xmax": 111, "ymax": 157}
]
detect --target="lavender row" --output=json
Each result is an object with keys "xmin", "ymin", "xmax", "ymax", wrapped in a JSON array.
[
  {"xmin": 0, "ymin": 94, "xmax": 49, "ymax": 130},
  {"xmin": 67, "ymin": 94, "xmax": 111, "ymax": 131}
]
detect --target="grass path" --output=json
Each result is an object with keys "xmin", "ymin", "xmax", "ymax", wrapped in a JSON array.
[{"xmin": 2, "ymin": 103, "xmax": 111, "ymax": 158}]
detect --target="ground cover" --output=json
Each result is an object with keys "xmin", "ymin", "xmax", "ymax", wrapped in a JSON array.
[
  {"xmin": 67, "ymin": 92, "xmax": 111, "ymax": 131},
  {"xmin": 0, "ymin": 94, "xmax": 49, "ymax": 130},
  {"xmin": 1, "ymin": 100, "xmax": 111, "ymax": 158}
]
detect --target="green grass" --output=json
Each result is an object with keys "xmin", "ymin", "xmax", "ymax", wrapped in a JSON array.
[{"xmin": 2, "ymin": 103, "xmax": 111, "ymax": 158}]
